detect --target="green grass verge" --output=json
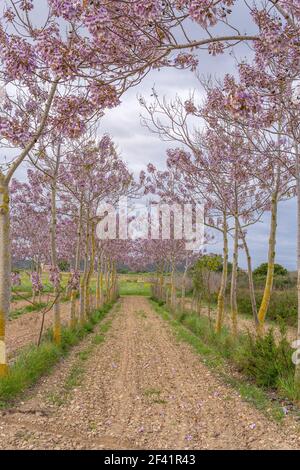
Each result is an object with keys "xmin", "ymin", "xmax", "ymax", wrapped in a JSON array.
[
  {"xmin": 150, "ymin": 299, "xmax": 288, "ymax": 422},
  {"xmin": 0, "ymin": 301, "xmax": 116, "ymax": 407}
]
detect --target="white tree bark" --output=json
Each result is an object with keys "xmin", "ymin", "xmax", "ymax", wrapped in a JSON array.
[
  {"xmin": 70, "ymin": 197, "xmax": 83, "ymax": 327},
  {"xmin": 50, "ymin": 177, "xmax": 61, "ymax": 344},
  {"xmin": 230, "ymin": 214, "xmax": 239, "ymax": 335},
  {"xmin": 215, "ymin": 211, "xmax": 228, "ymax": 333},
  {"xmin": 240, "ymin": 227, "xmax": 258, "ymax": 326}
]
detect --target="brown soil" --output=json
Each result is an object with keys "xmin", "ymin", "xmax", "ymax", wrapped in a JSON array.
[
  {"xmin": 1, "ymin": 296, "xmax": 300, "ymax": 450},
  {"xmin": 10, "ymin": 294, "xmax": 50, "ymax": 312},
  {"xmin": 7, "ymin": 300, "xmax": 74, "ymax": 359}
]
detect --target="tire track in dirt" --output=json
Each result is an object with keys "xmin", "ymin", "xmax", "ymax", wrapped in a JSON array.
[
  {"xmin": 1, "ymin": 296, "xmax": 300, "ymax": 449},
  {"xmin": 105, "ymin": 301, "xmax": 139, "ymax": 439},
  {"xmin": 104, "ymin": 300, "xmax": 182, "ymax": 449},
  {"xmin": 127, "ymin": 306, "xmax": 191, "ymax": 449}
]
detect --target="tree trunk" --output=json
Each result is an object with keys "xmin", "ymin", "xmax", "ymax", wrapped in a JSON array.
[
  {"xmin": 96, "ymin": 252, "xmax": 101, "ymax": 309},
  {"xmin": 196, "ymin": 292, "xmax": 202, "ymax": 316},
  {"xmin": 108, "ymin": 261, "xmax": 114, "ymax": 301},
  {"xmin": 181, "ymin": 266, "xmax": 188, "ymax": 311},
  {"xmin": 111, "ymin": 261, "xmax": 117, "ymax": 301},
  {"xmin": 191, "ymin": 288, "xmax": 196, "ymax": 312},
  {"xmin": 105, "ymin": 259, "xmax": 111, "ymax": 302},
  {"xmin": 99, "ymin": 254, "xmax": 104, "ymax": 306},
  {"xmin": 166, "ymin": 287, "xmax": 170, "ymax": 308},
  {"xmin": 70, "ymin": 197, "xmax": 83, "ymax": 327},
  {"xmin": 207, "ymin": 271, "xmax": 212, "ymax": 327},
  {"xmin": 0, "ymin": 81, "xmax": 58, "ymax": 371},
  {"xmin": 0, "ymin": 178, "xmax": 10, "ymax": 376},
  {"xmin": 159, "ymin": 270, "xmax": 164, "ymax": 301},
  {"xmin": 50, "ymin": 180, "xmax": 61, "ymax": 345},
  {"xmin": 239, "ymin": 225, "xmax": 258, "ymax": 327},
  {"xmin": 80, "ymin": 215, "xmax": 89, "ymax": 323},
  {"xmin": 85, "ymin": 222, "xmax": 96, "ymax": 316},
  {"xmin": 70, "ymin": 289, "xmax": 77, "ymax": 328},
  {"xmin": 215, "ymin": 212, "xmax": 228, "ymax": 333},
  {"xmin": 170, "ymin": 260, "xmax": 176, "ymax": 311},
  {"xmin": 257, "ymin": 188, "xmax": 279, "ymax": 333},
  {"xmin": 230, "ymin": 215, "xmax": 239, "ymax": 336}
]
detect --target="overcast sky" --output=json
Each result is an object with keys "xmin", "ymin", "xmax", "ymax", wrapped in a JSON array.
[{"xmin": 9, "ymin": 2, "xmax": 296, "ymax": 270}]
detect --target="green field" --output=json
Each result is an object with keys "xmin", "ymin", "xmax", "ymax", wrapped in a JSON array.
[{"xmin": 12, "ymin": 271, "xmax": 153, "ymax": 298}]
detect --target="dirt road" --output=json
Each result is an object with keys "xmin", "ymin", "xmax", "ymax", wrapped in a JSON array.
[{"xmin": 1, "ymin": 296, "xmax": 300, "ymax": 450}]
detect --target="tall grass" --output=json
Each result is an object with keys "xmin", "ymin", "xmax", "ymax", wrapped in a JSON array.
[
  {"xmin": 151, "ymin": 298, "xmax": 299, "ymax": 403},
  {"xmin": 151, "ymin": 299, "xmax": 286, "ymax": 420},
  {"xmin": 237, "ymin": 289, "xmax": 297, "ymax": 326}
]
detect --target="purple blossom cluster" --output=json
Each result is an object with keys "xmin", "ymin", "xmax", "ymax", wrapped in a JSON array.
[
  {"xmin": 174, "ymin": 53, "xmax": 198, "ymax": 71},
  {"xmin": 31, "ymin": 272, "xmax": 43, "ymax": 293},
  {"xmin": 11, "ymin": 272, "xmax": 21, "ymax": 287},
  {"xmin": 184, "ymin": 99, "xmax": 197, "ymax": 115},
  {"xmin": 49, "ymin": 265, "xmax": 61, "ymax": 290},
  {"xmin": 68, "ymin": 270, "xmax": 80, "ymax": 290}
]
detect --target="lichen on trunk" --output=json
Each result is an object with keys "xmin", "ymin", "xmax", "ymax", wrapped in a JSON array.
[
  {"xmin": 230, "ymin": 215, "xmax": 239, "ymax": 336},
  {"xmin": 215, "ymin": 211, "xmax": 228, "ymax": 333},
  {"xmin": 239, "ymin": 224, "xmax": 258, "ymax": 327},
  {"xmin": 70, "ymin": 197, "xmax": 83, "ymax": 328},
  {"xmin": 85, "ymin": 222, "xmax": 96, "ymax": 316},
  {"xmin": 257, "ymin": 187, "xmax": 279, "ymax": 333},
  {"xmin": 50, "ymin": 159, "xmax": 61, "ymax": 345}
]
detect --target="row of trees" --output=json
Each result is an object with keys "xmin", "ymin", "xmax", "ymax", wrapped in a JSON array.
[
  {"xmin": 137, "ymin": 37, "xmax": 300, "ymax": 384},
  {"xmin": 10, "ymin": 131, "xmax": 135, "ymax": 338}
]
